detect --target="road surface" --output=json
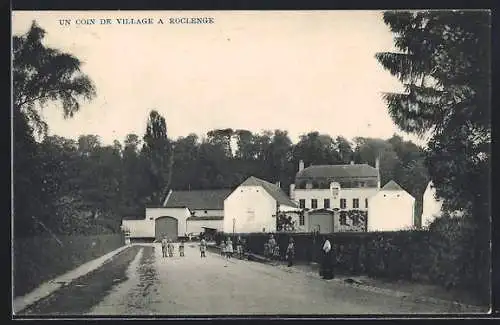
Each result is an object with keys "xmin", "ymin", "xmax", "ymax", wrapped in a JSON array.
[{"xmin": 18, "ymin": 243, "xmax": 477, "ymax": 316}]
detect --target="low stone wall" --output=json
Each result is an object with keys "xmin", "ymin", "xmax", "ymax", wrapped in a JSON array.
[{"xmin": 13, "ymin": 234, "xmax": 125, "ymax": 297}]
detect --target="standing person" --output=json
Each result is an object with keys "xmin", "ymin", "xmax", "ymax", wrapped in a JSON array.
[
  {"xmin": 321, "ymin": 236, "xmax": 334, "ymax": 280},
  {"xmin": 286, "ymin": 237, "xmax": 295, "ymax": 267},
  {"xmin": 220, "ymin": 240, "xmax": 226, "ymax": 257},
  {"xmin": 225, "ymin": 237, "xmax": 234, "ymax": 259},
  {"xmin": 179, "ymin": 239, "xmax": 185, "ymax": 257},
  {"xmin": 167, "ymin": 239, "xmax": 174, "ymax": 257},
  {"xmin": 236, "ymin": 236, "xmax": 243, "ymax": 259},
  {"xmin": 273, "ymin": 242, "xmax": 281, "ymax": 261},
  {"xmin": 161, "ymin": 236, "xmax": 168, "ymax": 258},
  {"xmin": 268, "ymin": 234, "xmax": 276, "ymax": 259},
  {"xmin": 200, "ymin": 237, "xmax": 207, "ymax": 258}
]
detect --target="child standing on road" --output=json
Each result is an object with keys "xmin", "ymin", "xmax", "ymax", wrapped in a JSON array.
[
  {"xmin": 220, "ymin": 241, "xmax": 226, "ymax": 257},
  {"xmin": 273, "ymin": 242, "xmax": 281, "ymax": 261},
  {"xmin": 236, "ymin": 236, "xmax": 243, "ymax": 259},
  {"xmin": 225, "ymin": 237, "xmax": 234, "ymax": 259},
  {"xmin": 161, "ymin": 237, "xmax": 168, "ymax": 258},
  {"xmin": 179, "ymin": 240, "xmax": 185, "ymax": 257},
  {"xmin": 286, "ymin": 237, "xmax": 295, "ymax": 267},
  {"xmin": 167, "ymin": 239, "xmax": 174, "ymax": 257},
  {"xmin": 200, "ymin": 238, "xmax": 207, "ymax": 258}
]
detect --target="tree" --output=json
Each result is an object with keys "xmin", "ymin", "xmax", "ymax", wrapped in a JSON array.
[
  {"xmin": 375, "ymin": 11, "xmax": 490, "ymax": 214},
  {"xmin": 142, "ymin": 110, "xmax": 173, "ymax": 205},
  {"xmin": 376, "ymin": 10, "xmax": 491, "ymax": 298},
  {"xmin": 13, "ymin": 21, "xmax": 96, "ymax": 236},
  {"xmin": 335, "ymin": 136, "xmax": 354, "ymax": 164},
  {"xmin": 234, "ymin": 129, "xmax": 258, "ymax": 160},
  {"xmin": 207, "ymin": 128, "xmax": 234, "ymax": 158},
  {"xmin": 13, "ymin": 21, "xmax": 96, "ymax": 136}
]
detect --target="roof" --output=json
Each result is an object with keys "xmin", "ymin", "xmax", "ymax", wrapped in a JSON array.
[
  {"xmin": 239, "ymin": 176, "xmax": 298, "ymax": 208},
  {"xmin": 122, "ymin": 216, "xmax": 145, "ymax": 221},
  {"xmin": 187, "ymin": 216, "xmax": 224, "ymax": 221},
  {"xmin": 164, "ymin": 189, "xmax": 232, "ymax": 210},
  {"xmin": 296, "ymin": 164, "xmax": 378, "ymax": 179},
  {"xmin": 381, "ymin": 180, "xmax": 405, "ymax": 191}
]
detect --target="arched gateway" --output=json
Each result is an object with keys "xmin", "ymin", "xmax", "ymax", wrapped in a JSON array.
[{"xmin": 155, "ymin": 216, "xmax": 178, "ymax": 241}]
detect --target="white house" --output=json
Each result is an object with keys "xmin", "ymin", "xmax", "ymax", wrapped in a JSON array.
[
  {"xmin": 421, "ymin": 181, "xmax": 446, "ymax": 228},
  {"xmin": 122, "ymin": 207, "xmax": 191, "ymax": 241},
  {"xmin": 121, "ymin": 189, "xmax": 231, "ymax": 241},
  {"xmin": 290, "ymin": 159, "xmax": 380, "ymax": 232},
  {"xmin": 367, "ymin": 180, "xmax": 416, "ymax": 232},
  {"xmin": 163, "ymin": 189, "xmax": 231, "ymax": 235},
  {"xmin": 224, "ymin": 176, "xmax": 300, "ymax": 233}
]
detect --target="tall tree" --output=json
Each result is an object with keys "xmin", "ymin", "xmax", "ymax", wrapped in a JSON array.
[
  {"xmin": 376, "ymin": 10, "xmax": 491, "ymax": 295},
  {"xmin": 334, "ymin": 136, "xmax": 354, "ymax": 164},
  {"xmin": 207, "ymin": 128, "xmax": 234, "ymax": 158},
  {"xmin": 13, "ymin": 21, "xmax": 96, "ymax": 236},
  {"xmin": 13, "ymin": 21, "xmax": 96, "ymax": 136},
  {"xmin": 141, "ymin": 110, "xmax": 173, "ymax": 205}
]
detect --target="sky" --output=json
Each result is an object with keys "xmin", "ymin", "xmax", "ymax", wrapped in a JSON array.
[{"xmin": 12, "ymin": 10, "xmax": 427, "ymax": 147}]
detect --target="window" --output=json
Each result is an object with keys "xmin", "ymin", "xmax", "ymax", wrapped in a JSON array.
[
  {"xmin": 204, "ymin": 210, "xmax": 207, "ymax": 214},
  {"xmin": 365, "ymin": 198, "xmax": 369, "ymax": 209},
  {"xmin": 340, "ymin": 215, "xmax": 348, "ymax": 225},
  {"xmin": 352, "ymin": 215, "xmax": 360, "ymax": 226},
  {"xmin": 340, "ymin": 198, "xmax": 347, "ymax": 209},
  {"xmin": 299, "ymin": 215, "xmax": 305, "ymax": 225},
  {"xmin": 311, "ymin": 199, "xmax": 318, "ymax": 209},
  {"xmin": 353, "ymin": 198, "xmax": 359, "ymax": 209},
  {"xmin": 299, "ymin": 199, "xmax": 305, "ymax": 209},
  {"xmin": 324, "ymin": 199, "xmax": 330, "ymax": 209}
]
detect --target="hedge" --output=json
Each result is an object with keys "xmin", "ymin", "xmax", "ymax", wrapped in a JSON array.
[
  {"xmin": 13, "ymin": 233, "xmax": 125, "ymax": 298},
  {"xmin": 215, "ymin": 216, "xmax": 489, "ymax": 305}
]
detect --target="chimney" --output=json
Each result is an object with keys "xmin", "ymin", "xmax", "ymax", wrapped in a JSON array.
[
  {"xmin": 350, "ymin": 161, "xmax": 355, "ymax": 165},
  {"xmin": 275, "ymin": 181, "xmax": 281, "ymax": 188},
  {"xmin": 289, "ymin": 184, "xmax": 295, "ymax": 200},
  {"xmin": 299, "ymin": 160, "xmax": 304, "ymax": 172}
]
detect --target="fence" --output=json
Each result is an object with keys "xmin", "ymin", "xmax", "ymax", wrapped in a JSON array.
[{"xmin": 13, "ymin": 233, "xmax": 125, "ymax": 298}]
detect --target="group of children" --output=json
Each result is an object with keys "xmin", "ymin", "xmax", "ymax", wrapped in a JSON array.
[
  {"xmin": 220, "ymin": 236, "xmax": 245, "ymax": 259},
  {"xmin": 264, "ymin": 234, "xmax": 281, "ymax": 261},
  {"xmin": 264, "ymin": 234, "xmax": 296, "ymax": 266},
  {"xmin": 161, "ymin": 237, "xmax": 185, "ymax": 258}
]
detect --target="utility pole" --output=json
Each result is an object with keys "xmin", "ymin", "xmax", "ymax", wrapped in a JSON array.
[
  {"xmin": 276, "ymin": 202, "xmax": 280, "ymax": 232},
  {"xmin": 232, "ymin": 218, "xmax": 235, "ymax": 235}
]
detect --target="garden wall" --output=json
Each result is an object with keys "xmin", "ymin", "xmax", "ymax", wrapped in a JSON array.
[
  {"xmin": 216, "ymin": 223, "xmax": 489, "ymax": 305},
  {"xmin": 13, "ymin": 233, "xmax": 125, "ymax": 297}
]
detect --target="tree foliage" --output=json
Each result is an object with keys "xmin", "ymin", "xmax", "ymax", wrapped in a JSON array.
[
  {"xmin": 376, "ymin": 10, "xmax": 491, "ymax": 297},
  {"xmin": 13, "ymin": 21, "xmax": 96, "ymax": 136}
]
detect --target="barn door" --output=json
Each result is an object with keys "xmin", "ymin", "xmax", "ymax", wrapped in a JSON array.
[
  {"xmin": 308, "ymin": 212, "xmax": 333, "ymax": 234},
  {"xmin": 155, "ymin": 216, "xmax": 178, "ymax": 241}
]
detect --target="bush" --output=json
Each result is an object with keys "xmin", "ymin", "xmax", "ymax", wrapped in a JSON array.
[
  {"xmin": 222, "ymin": 220, "xmax": 489, "ymax": 304},
  {"xmin": 13, "ymin": 233, "xmax": 124, "ymax": 297}
]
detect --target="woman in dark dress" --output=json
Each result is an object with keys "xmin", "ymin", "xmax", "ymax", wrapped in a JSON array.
[{"xmin": 321, "ymin": 236, "xmax": 334, "ymax": 279}]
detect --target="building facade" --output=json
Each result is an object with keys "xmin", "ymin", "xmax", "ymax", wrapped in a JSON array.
[
  {"xmin": 367, "ymin": 180, "xmax": 416, "ymax": 232},
  {"xmin": 224, "ymin": 176, "xmax": 300, "ymax": 233},
  {"xmin": 290, "ymin": 159, "xmax": 380, "ymax": 232}
]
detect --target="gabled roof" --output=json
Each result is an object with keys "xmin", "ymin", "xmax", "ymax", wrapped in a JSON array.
[
  {"xmin": 240, "ymin": 176, "xmax": 298, "ymax": 208},
  {"xmin": 164, "ymin": 189, "xmax": 232, "ymax": 210},
  {"xmin": 381, "ymin": 180, "xmax": 405, "ymax": 191},
  {"xmin": 296, "ymin": 164, "xmax": 378, "ymax": 179}
]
